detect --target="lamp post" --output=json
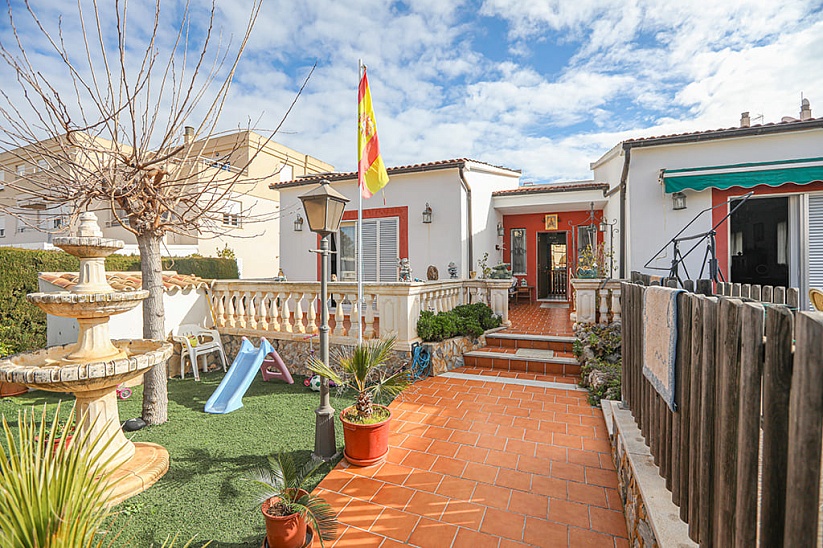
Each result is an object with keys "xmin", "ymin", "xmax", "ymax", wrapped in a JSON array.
[{"xmin": 299, "ymin": 179, "xmax": 349, "ymax": 460}]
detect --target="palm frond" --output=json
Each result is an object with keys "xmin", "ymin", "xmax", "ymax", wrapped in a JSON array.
[
  {"xmin": 295, "ymin": 493, "xmax": 338, "ymax": 547},
  {"xmin": 368, "ymin": 368, "xmax": 412, "ymax": 404},
  {"xmin": 306, "ymin": 356, "xmax": 343, "ymax": 386}
]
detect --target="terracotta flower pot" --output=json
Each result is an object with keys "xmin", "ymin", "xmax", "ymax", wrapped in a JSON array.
[
  {"xmin": 341, "ymin": 405, "xmax": 392, "ymax": 467},
  {"xmin": 0, "ymin": 381, "xmax": 28, "ymax": 397},
  {"xmin": 261, "ymin": 491, "xmax": 308, "ymax": 548}
]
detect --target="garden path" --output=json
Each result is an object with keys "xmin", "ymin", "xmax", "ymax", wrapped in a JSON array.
[{"xmin": 312, "ymin": 369, "xmax": 628, "ymax": 547}]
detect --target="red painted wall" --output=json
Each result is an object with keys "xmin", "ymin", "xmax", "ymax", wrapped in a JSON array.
[
  {"xmin": 712, "ymin": 182, "xmax": 823, "ymax": 278},
  {"xmin": 315, "ymin": 206, "xmax": 409, "ymax": 280},
  {"xmin": 502, "ymin": 210, "xmax": 603, "ymax": 292}
]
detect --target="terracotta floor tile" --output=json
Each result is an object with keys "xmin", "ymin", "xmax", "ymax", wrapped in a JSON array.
[
  {"xmin": 508, "ymin": 490, "xmax": 549, "ymax": 519},
  {"xmin": 441, "ymin": 499, "xmax": 486, "ymax": 530},
  {"xmin": 379, "ymin": 538, "xmax": 409, "ymax": 548},
  {"xmin": 406, "ymin": 518, "xmax": 458, "ymax": 548},
  {"xmin": 568, "ymin": 448, "xmax": 604, "ymax": 468},
  {"xmin": 469, "ymin": 421, "xmax": 499, "ymax": 435},
  {"xmin": 406, "ymin": 490, "xmax": 450, "ymax": 519},
  {"xmin": 456, "ymin": 444, "xmax": 490, "ymax": 463},
  {"xmin": 403, "ymin": 470, "xmax": 444, "ymax": 492},
  {"xmin": 342, "ymin": 476, "xmax": 385, "ymax": 500},
  {"xmin": 422, "ymin": 425, "xmax": 453, "ymax": 440},
  {"xmin": 449, "ymin": 429, "xmax": 480, "ymax": 445},
  {"xmin": 548, "ymin": 498, "xmax": 591, "ymax": 528},
  {"xmin": 567, "ymin": 482, "xmax": 608, "ymax": 508},
  {"xmin": 400, "ymin": 450, "xmax": 437, "ymax": 470},
  {"xmin": 477, "ymin": 433, "xmax": 508, "ymax": 451},
  {"xmin": 568, "ymin": 527, "xmax": 617, "ymax": 547},
  {"xmin": 505, "ymin": 438, "xmax": 537, "ymax": 457},
  {"xmin": 589, "ymin": 506, "xmax": 630, "ymax": 537},
  {"xmin": 428, "ymin": 439, "xmax": 461, "ymax": 458},
  {"xmin": 480, "ymin": 507, "xmax": 526, "ymax": 541},
  {"xmin": 531, "ymin": 475, "xmax": 568, "ymax": 499},
  {"xmin": 606, "ymin": 488, "xmax": 624, "ymax": 511},
  {"xmin": 375, "ymin": 463, "xmax": 413, "ymax": 485},
  {"xmin": 586, "ymin": 467, "xmax": 620, "ymax": 489},
  {"xmin": 495, "ymin": 468, "xmax": 532, "ymax": 492},
  {"xmin": 369, "ymin": 483, "xmax": 416, "ymax": 510},
  {"xmin": 331, "ymin": 526, "xmax": 384, "ymax": 547},
  {"xmin": 536, "ymin": 443, "xmax": 567, "ymax": 462},
  {"xmin": 452, "ymin": 527, "xmax": 501, "ymax": 548},
  {"xmin": 430, "ymin": 456, "xmax": 467, "ymax": 477},
  {"xmin": 523, "ymin": 517, "xmax": 569, "ymax": 548},
  {"xmin": 337, "ymin": 498, "xmax": 385, "ymax": 530},
  {"xmin": 321, "ymin": 469, "xmax": 355, "ymax": 492},
  {"xmin": 436, "ymin": 475, "xmax": 477, "ymax": 501},
  {"xmin": 399, "ymin": 435, "xmax": 433, "ymax": 452},
  {"xmin": 385, "ymin": 447, "xmax": 410, "ymax": 465},
  {"xmin": 367, "ymin": 507, "xmax": 419, "ymax": 543},
  {"xmin": 486, "ymin": 449, "xmax": 519, "ymax": 469},
  {"xmin": 471, "ymin": 482, "xmax": 512, "ymax": 509},
  {"xmin": 551, "ymin": 461, "xmax": 586, "ymax": 483},
  {"xmin": 463, "ymin": 462, "xmax": 499, "ymax": 484}
]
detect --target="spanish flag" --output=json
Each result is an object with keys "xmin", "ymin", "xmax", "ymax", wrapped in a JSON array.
[{"xmin": 358, "ymin": 68, "xmax": 389, "ymax": 199}]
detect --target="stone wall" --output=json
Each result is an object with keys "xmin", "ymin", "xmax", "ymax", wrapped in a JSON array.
[{"xmin": 427, "ymin": 334, "xmax": 486, "ymax": 374}]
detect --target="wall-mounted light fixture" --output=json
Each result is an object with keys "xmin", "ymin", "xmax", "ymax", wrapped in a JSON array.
[
  {"xmin": 422, "ymin": 203, "xmax": 432, "ymax": 224},
  {"xmin": 294, "ymin": 214, "xmax": 304, "ymax": 231},
  {"xmin": 497, "ymin": 222, "xmax": 504, "ymax": 237},
  {"xmin": 672, "ymin": 192, "xmax": 687, "ymax": 211}
]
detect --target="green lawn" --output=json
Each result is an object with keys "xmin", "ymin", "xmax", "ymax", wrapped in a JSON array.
[{"xmin": 0, "ymin": 372, "xmax": 355, "ymax": 547}]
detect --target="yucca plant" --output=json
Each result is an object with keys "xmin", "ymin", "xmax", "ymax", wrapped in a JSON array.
[
  {"xmin": 308, "ymin": 336, "xmax": 410, "ymax": 422},
  {"xmin": 0, "ymin": 403, "xmax": 120, "ymax": 548},
  {"xmin": 246, "ymin": 453, "xmax": 337, "ymax": 547}
]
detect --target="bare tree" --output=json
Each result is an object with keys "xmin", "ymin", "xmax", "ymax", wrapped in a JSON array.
[{"xmin": 0, "ymin": 0, "xmax": 302, "ymax": 424}]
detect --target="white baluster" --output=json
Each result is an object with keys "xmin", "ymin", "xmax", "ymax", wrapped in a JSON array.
[
  {"xmin": 306, "ymin": 292, "xmax": 318, "ymax": 334},
  {"xmin": 258, "ymin": 292, "xmax": 268, "ymax": 331},
  {"xmin": 294, "ymin": 292, "xmax": 305, "ymax": 334},
  {"xmin": 226, "ymin": 292, "xmax": 236, "ymax": 328},
  {"xmin": 247, "ymin": 292, "xmax": 257, "ymax": 330},
  {"xmin": 237, "ymin": 292, "xmax": 247, "ymax": 328},
  {"xmin": 364, "ymin": 294, "xmax": 376, "ymax": 339},
  {"xmin": 281, "ymin": 292, "xmax": 292, "ymax": 333},
  {"xmin": 270, "ymin": 292, "xmax": 281, "ymax": 332},
  {"xmin": 215, "ymin": 293, "xmax": 226, "ymax": 327},
  {"xmin": 612, "ymin": 288, "xmax": 621, "ymax": 324},
  {"xmin": 333, "ymin": 293, "xmax": 345, "ymax": 336},
  {"xmin": 349, "ymin": 293, "xmax": 360, "ymax": 339},
  {"xmin": 598, "ymin": 290, "xmax": 609, "ymax": 324}
]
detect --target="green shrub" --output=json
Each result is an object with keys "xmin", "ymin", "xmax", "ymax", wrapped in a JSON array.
[
  {"xmin": 416, "ymin": 303, "xmax": 501, "ymax": 342},
  {"xmin": 0, "ymin": 248, "xmax": 238, "ymax": 356}
]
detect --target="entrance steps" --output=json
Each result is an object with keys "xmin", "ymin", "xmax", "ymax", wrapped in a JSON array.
[{"xmin": 464, "ymin": 332, "xmax": 580, "ymax": 377}]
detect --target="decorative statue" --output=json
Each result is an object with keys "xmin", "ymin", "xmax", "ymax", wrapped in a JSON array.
[
  {"xmin": 447, "ymin": 262, "xmax": 458, "ymax": 279},
  {"xmin": 398, "ymin": 258, "xmax": 412, "ymax": 282},
  {"xmin": 427, "ymin": 265, "xmax": 439, "ymax": 281},
  {"xmin": 489, "ymin": 263, "xmax": 512, "ymax": 279}
]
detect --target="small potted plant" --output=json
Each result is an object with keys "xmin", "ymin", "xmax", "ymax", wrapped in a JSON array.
[
  {"xmin": 246, "ymin": 453, "xmax": 337, "ymax": 548},
  {"xmin": 576, "ymin": 244, "xmax": 599, "ymax": 278},
  {"xmin": 308, "ymin": 336, "xmax": 410, "ymax": 467}
]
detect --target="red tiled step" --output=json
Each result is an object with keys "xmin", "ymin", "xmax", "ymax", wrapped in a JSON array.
[
  {"xmin": 486, "ymin": 332, "xmax": 576, "ymax": 353},
  {"xmin": 464, "ymin": 348, "xmax": 581, "ymax": 377}
]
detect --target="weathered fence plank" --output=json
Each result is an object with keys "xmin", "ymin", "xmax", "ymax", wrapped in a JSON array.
[
  {"xmin": 698, "ymin": 297, "xmax": 718, "ymax": 546},
  {"xmin": 734, "ymin": 302, "xmax": 764, "ymax": 547},
  {"xmin": 759, "ymin": 305, "xmax": 794, "ymax": 548},
  {"xmin": 784, "ymin": 312, "xmax": 823, "ymax": 546},
  {"xmin": 687, "ymin": 294, "xmax": 703, "ymax": 541},
  {"xmin": 672, "ymin": 293, "xmax": 691, "ymax": 510}
]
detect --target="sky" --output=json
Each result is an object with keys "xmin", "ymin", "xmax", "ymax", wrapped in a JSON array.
[{"xmin": 2, "ymin": 0, "xmax": 823, "ymax": 183}]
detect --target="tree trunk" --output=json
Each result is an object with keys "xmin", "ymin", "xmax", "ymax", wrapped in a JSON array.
[{"xmin": 138, "ymin": 232, "xmax": 168, "ymax": 425}]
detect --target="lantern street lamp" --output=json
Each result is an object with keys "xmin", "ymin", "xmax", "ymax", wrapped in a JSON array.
[{"xmin": 299, "ymin": 180, "xmax": 349, "ymax": 460}]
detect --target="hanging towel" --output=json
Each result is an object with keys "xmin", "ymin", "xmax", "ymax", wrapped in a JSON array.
[{"xmin": 643, "ymin": 285, "xmax": 685, "ymax": 411}]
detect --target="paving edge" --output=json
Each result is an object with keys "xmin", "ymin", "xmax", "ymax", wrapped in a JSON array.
[
  {"xmin": 440, "ymin": 371, "xmax": 584, "ymax": 391},
  {"xmin": 464, "ymin": 350, "xmax": 578, "ymax": 365},
  {"xmin": 602, "ymin": 400, "xmax": 697, "ymax": 548},
  {"xmin": 486, "ymin": 332, "xmax": 576, "ymax": 342}
]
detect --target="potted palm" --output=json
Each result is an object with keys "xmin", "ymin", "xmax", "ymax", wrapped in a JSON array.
[
  {"xmin": 246, "ymin": 453, "xmax": 337, "ymax": 548},
  {"xmin": 308, "ymin": 336, "xmax": 410, "ymax": 467}
]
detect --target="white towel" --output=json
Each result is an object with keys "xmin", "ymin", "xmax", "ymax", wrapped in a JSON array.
[{"xmin": 642, "ymin": 285, "xmax": 684, "ymax": 411}]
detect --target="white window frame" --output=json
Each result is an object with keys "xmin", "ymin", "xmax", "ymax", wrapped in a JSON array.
[
  {"xmin": 0, "ymin": 216, "xmax": 5, "ymax": 238},
  {"xmin": 510, "ymin": 228, "xmax": 527, "ymax": 275},
  {"xmin": 222, "ymin": 200, "xmax": 242, "ymax": 227},
  {"xmin": 16, "ymin": 164, "xmax": 25, "ymax": 176},
  {"xmin": 337, "ymin": 217, "xmax": 399, "ymax": 282}
]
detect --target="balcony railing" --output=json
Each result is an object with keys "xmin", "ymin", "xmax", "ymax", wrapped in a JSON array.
[{"xmin": 210, "ymin": 279, "xmax": 512, "ymax": 349}]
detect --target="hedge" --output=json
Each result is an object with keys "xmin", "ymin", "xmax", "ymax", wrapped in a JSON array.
[
  {"xmin": 416, "ymin": 303, "xmax": 502, "ymax": 342},
  {"xmin": 0, "ymin": 248, "xmax": 238, "ymax": 357}
]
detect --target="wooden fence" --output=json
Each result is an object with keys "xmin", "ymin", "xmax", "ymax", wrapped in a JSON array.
[{"xmin": 621, "ymin": 281, "xmax": 823, "ymax": 547}]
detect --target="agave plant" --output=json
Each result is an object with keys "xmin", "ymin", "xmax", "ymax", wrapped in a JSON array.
[
  {"xmin": 246, "ymin": 453, "xmax": 337, "ymax": 546},
  {"xmin": 0, "ymin": 403, "xmax": 120, "ymax": 548},
  {"xmin": 308, "ymin": 336, "xmax": 410, "ymax": 420}
]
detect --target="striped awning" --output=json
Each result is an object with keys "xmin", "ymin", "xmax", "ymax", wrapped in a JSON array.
[{"xmin": 661, "ymin": 157, "xmax": 823, "ymax": 193}]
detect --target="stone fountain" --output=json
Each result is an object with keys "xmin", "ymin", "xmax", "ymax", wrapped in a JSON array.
[{"xmin": 0, "ymin": 212, "xmax": 173, "ymax": 505}]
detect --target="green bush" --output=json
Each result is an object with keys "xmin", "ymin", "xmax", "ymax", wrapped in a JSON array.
[
  {"xmin": 416, "ymin": 303, "xmax": 501, "ymax": 342},
  {"xmin": 0, "ymin": 248, "xmax": 238, "ymax": 356}
]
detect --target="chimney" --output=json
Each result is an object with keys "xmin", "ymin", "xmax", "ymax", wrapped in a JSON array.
[
  {"xmin": 184, "ymin": 126, "xmax": 195, "ymax": 144},
  {"xmin": 800, "ymin": 98, "xmax": 812, "ymax": 121},
  {"xmin": 740, "ymin": 112, "xmax": 751, "ymax": 128}
]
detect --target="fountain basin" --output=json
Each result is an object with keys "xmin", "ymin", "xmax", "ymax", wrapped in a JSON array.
[
  {"xmin": 53, "ymin": 236, "xmax": 125, "ymax": 258},
  {"xmin": 0, "ymin": 339, "xmax": 171, "ymax": 392},
  {"xmin": 27, "ymin": 291, "xmax": 148, "ymax": 319}
]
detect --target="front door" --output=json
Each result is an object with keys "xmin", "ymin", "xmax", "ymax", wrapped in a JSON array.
[
  {"xmin": 729, "ymin": 196, "xmax": 789, "ymax": 287},
  {"xmin": 537, "ymin": 232, "xmax": 568, "ymax": 300}
]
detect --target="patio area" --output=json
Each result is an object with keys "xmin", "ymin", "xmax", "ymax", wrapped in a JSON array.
[
  {"xmin": 506, "ymin": 302, "xmax": 574, "ymax": 337},
  {"xmin": 314, "ymin": 368, "xmax": 628, "ymax": 547}
]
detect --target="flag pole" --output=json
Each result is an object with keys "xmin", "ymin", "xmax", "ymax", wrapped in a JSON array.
[{"xmin": 357, "ymin": 60, "xmax": 364, "ymax": 346}]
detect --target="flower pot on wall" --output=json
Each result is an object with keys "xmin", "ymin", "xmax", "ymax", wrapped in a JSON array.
[
  {"xmin": 261, "ymin": 491, "xmax": 309, "ymax": 548},
  {"xmin": 576, "ymin": 268, "xmax": 598, "ymax": 279},
  {"xmin": 341, "ymin": 405, "xmax": 392, "ymax": 467}
]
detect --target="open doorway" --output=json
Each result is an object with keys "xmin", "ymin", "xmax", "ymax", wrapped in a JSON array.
[
  {"xmin": 537, "ymin": 232, "xmax": 568, "ymax": 300},
  {"xmin": 729, "ymin": 196, "xmax": 789, "ymax": 288}
]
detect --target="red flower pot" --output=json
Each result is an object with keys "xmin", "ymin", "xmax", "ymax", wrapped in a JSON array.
[
  {"xmin": 0, "ymin": 382, "xmax": 27, "ymax": 397},
  {"xmin": 261, "ymin": 491, "xmax": 308, "ymax": 548},
  {"xmin": 341, "ymin": 405, "xmax": 392, "ymax": 467}
]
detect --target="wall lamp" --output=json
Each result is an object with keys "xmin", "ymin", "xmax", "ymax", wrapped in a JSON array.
[
  {"xmin": 497, "ymin": 222, "xmax": 504, "ymax": 237},
  {"xmin": 422, "ymin": 203, "xmax": 432, "ymax": 224},
  {"xmin": 672, "ymin": 192, "xmax": 687, "ymax": 211},
  {"xmin": 294, "ymin": 214, "xmax": 304, "ymax": 231}
]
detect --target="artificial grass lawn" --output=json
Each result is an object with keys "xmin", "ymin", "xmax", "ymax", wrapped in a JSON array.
[{"xmin": 0, "ymin": 371, "xmax": 356, "ymax": 547}]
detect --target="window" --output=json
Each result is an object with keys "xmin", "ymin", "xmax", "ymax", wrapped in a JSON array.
[
  {"xmin": 0, "ymin": 216, "xmax": 5, "ymax": 238},
  {"xmin": 511, "ymin": 228, "xmax": 527, "ymax": 275},
  {"xmin": 577, "ymin": 225, "xmax": 596, "ymax": 253},
  {"xmin": 338, "ymin": 218, "xmax": 399, "ymax": 282},
  {"xmin": 37, "ymin": 159, "xmax": 49, "ymax": 172},
  {"xmin": 222, "ymin": 200, "xmax": 242, "ymax": 227},
  {"xmin": 16, "ymin": 164, "xmax": 25, "ymax": 176},
  {"xmin": 0, "ymin": 169, "xmax": 4, "ymax": 190}
]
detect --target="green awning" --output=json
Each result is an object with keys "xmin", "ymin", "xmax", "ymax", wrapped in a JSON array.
[{"xmin": 662, "ymin": 157, "xmax": 823, "ymax": 193}]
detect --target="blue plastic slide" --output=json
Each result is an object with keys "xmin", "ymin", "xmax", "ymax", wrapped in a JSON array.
[{"xmin": 204, "ymin": 337, "xmax": 274, "ymax": 414}]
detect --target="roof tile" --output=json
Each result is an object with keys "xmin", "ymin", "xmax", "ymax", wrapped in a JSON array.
[
  {"xmin": 492, "ymin": 181, "xmax": 609, "ymax": 197},
  {"xmin": 38, "ymin": 272, "xmax": 211, "ymax": 293}
]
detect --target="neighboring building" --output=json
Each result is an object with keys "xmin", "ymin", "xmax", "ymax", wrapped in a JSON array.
[
  {"xmin": 273, "ymin": 159, "xmax": 522, "ymax": 282},
  {"xmin": 0, "ymin": 131, "xmax": 334, "ymax": 278},
  {"xmin": 592, "ymin": 100, "xmax": 823, "ymax": 308}
]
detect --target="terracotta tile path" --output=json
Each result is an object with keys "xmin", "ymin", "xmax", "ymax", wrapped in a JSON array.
[
  {"xmin": 507, "ymin": 302, "xmax": 575, "ymax": 337},
  {"xmin": 313, "ymin": 370, "xmax": 628, "ymax": 547}
]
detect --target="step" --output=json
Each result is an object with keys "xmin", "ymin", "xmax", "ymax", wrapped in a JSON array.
[
  {"xmin": 463, "ymin": 348, "xmax": 581, "ymax": 376},
  {"xmin": 485, "ymin": 332, "xmax": 576, "ymax": 353}
]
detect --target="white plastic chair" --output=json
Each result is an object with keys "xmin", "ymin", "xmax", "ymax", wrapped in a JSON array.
[{"xmin": 171, "ymin": 324, "xmax": 228, "ymax": 381}]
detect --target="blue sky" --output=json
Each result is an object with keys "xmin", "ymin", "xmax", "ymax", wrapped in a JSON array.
[{"xmin": 3, "ymin": 0, "xmax": 823, "ymax": 183}]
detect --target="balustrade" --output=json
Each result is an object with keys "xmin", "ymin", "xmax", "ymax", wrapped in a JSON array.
[
  {"xmin": 210, "ymin": 279, "xmax": 511, "ymax": 349},
  {"xmin": 569, "ymin": 278, "xmax": 622, "ymax": 324}
]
